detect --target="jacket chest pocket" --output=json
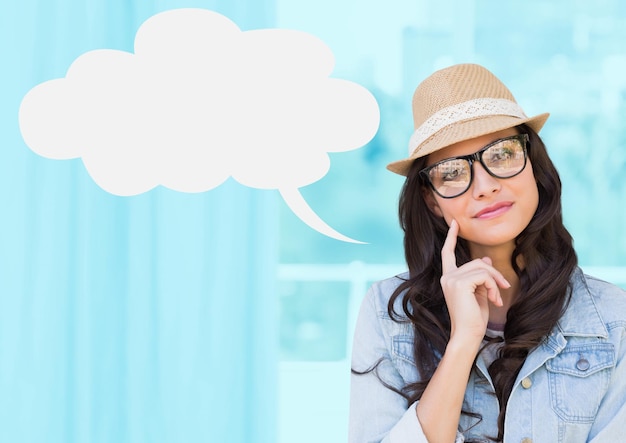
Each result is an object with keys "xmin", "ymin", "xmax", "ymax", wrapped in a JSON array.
[
  {"xmin": 391, "ymin": 335, "xmax": 420, "ymax": 384},
  {"xmin": 545, "ymin": 343, "xmax": 615, "ymax": 423}
]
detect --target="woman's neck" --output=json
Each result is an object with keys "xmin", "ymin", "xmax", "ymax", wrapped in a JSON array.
[{"xmin": 469, "ymin": 242, "xmax": 520, "ymax": 325}]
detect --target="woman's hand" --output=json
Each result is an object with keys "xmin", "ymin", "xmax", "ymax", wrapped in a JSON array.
[{"xmin": 440, "ymin": 219, "xmax": 510, "ymax": 345}]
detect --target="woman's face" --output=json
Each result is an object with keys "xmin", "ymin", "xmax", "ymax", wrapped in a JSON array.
[{"xmin": 424, "ymin": 127, "xmax": 539, "ymax": 253}]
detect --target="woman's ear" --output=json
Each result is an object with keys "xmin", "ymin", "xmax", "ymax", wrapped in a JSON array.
[{"xmin": 423, "ymin": 188, "xmax": 444, "ymax": 218}]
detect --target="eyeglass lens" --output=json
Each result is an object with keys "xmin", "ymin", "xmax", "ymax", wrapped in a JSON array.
[{"xmin": 427, "ymin": 136, "xmax": 526, "ymax": 198}]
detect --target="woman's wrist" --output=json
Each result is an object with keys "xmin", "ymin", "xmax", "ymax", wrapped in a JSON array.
[{"xmin": 446, "ymin": 333, "xmax": 483, "ymax": 359}]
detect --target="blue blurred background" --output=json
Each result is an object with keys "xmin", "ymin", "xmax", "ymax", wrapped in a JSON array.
[{"xmin": 1, "ymin": 1, "xmax": 626, "ymax": 442}]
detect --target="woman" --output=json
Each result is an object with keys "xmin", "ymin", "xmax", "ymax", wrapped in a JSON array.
[{"xmin": 349, "ymin": 63, "xmax": 626, "ymax": 442}]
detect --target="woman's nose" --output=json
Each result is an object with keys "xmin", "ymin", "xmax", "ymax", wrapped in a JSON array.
[{"xmin": 471, "ymin": 162, "xmax": 501, "ymax": 198}]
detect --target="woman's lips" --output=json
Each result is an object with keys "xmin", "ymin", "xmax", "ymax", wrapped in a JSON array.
[{"xmin": 474, "ymin": 202, "xmax": 513, "ymax": 219}]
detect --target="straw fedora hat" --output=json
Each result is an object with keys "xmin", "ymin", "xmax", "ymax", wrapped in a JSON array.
[{"xmin": 387, "ymin": 63, "xmax": 549, "ymax": 176}]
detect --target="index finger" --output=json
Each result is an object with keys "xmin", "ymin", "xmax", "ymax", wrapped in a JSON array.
[{"xmin": 441, "ymin": 219, "xmax": 459, "ymax": 274}]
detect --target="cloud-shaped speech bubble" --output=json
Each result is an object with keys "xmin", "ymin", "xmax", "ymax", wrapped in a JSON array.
[{"xmin": 19, "ymin": 8, "xmax": 379, "ymax": 243}]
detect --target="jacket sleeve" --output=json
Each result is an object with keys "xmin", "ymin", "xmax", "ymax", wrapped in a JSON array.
[{"xmin": 348, "ymin": 284, "xmax": 464, "ymax": 443}]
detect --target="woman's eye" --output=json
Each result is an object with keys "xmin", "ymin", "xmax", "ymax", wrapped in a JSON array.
[
  {"xmin": 443, "ymin": 169, "xmax": 458, "ymax": 180},
  {"xmin": 489, "ymin": 148, "xmax": 513, "ymax": 162},
  {"xmin": 441, "ymin": 166, "xmax": 464, "ymax": 181}
]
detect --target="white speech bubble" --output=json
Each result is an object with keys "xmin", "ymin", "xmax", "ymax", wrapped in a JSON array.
[{"xmin": 18, "ymin": 8, "xmax": 379, "ymax": 243}]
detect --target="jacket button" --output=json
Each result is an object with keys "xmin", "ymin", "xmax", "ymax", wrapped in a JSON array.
[
  {"xmin": 521, "ymin": 377, "xmax": 532, "ymax": 389},
  {"xmin": 521, "ymin": 439, "xmax": 533, "ymax": 443},
  {"xmin": 576, "ymin": 358, "xmax": 590, "ymax": 371}
]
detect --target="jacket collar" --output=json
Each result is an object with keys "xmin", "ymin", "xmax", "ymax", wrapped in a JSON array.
[{"xmin": 555, "ymin": 267, "xmax": 608, "ymax": 339}]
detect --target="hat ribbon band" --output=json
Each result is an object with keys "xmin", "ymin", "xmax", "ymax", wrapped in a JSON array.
[{"xmin": 408, "ymin": 97, "xmax": 528, "ymax": 155}]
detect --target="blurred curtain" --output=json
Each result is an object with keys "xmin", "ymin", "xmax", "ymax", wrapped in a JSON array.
[{"xmin": 0, "ymin": 1, "xmax": 278, "ymax": 442}]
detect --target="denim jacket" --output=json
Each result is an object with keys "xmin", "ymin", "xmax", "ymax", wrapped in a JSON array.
[{"xmin": 349, "ymin": 267, "xmax": 626, "ymax": 442}]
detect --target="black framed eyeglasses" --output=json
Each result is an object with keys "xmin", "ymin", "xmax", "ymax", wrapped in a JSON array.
[{"xmin": 419, "ymin": 134, "xmax": 529, "ymax": 198}]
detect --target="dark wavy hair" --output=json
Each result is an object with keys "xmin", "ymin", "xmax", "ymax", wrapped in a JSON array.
[{"xmin": 386, "ymin": 124, "xmax": 577, "ymax": 441}]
